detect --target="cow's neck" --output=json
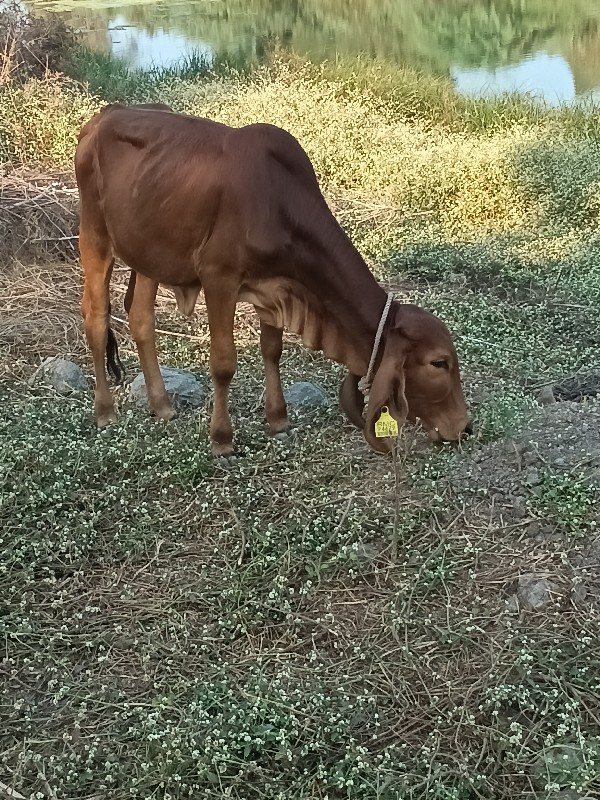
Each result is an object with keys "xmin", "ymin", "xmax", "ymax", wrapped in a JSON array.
[
  {"xmin": 313, "ymin": 251, "xmax": 389, "ymax": 375},
  {"xmin": 245, "ymin": 243, "xmax": 390, "ymax": 376}
]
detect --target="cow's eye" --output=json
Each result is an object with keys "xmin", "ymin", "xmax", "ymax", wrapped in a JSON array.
[{"xmin": 431, "ymin": 359, "xmax": 449, "ymax": 369}]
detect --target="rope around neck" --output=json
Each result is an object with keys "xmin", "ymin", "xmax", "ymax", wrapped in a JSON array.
[{"xmin": 358, "ymin": 292, "xmax": 395, "ymax": 397}]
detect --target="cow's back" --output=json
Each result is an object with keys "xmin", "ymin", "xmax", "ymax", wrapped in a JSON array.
[
  {"xmin": 74, "ymin": 105, "xmax": 338, "ymax": 284},
  {"xmin": 75, "ymin": 106, "xmax": 237, "ymax": 281}
]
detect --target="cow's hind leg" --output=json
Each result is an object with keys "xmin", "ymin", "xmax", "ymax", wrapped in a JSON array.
[
  {"xmin": 204, "ymin": 278, "xmax": 238, "ymax": 464},
  {"xmin": 258, "ymin": 318, "xmax": 291, "ymax": 440},
  {"xmin": 80, "ymin": 224, "xmax": 117, "ymax": 427},
  {"xmin": 126, "ymin": 272, "xmax": 175, "ymax": 421}
]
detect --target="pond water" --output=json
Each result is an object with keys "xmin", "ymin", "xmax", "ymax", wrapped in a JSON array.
[{"xmin": 23, "ymin": 0, "xmax": 600, "ymax": 105}]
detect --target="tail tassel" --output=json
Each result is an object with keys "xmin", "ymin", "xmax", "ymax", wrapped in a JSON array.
[{"xmin": 106, "ymin": 327, "xmax": 124, "ymax": 385}]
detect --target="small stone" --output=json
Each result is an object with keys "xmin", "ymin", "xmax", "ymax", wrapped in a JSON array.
[
  {"xmin": 505, "ymin": 594, "xmax": 520, "ymax": 614},
  {"xmin": 587, "ymin": 536, "xmax": 600, "ymax": 559},
  {"xmin": 357, "ymin": 542, "xmax": 381, "ymax": 561},
  {"xmin": 517, "ymin": 573, "xmax": 560, "ymax": 610},
  {"xmin": 510, "ymin": 495, "xmax": 527, "ymax": 518},
  {"xmin": 274, "ymin": 430, "xmax": 295, "ymax": 443},
  {"xmin": 284, "ymin": 381, "xmax": 329, "ymax": 408},
  {"xmin": 29, "ymin": 357, "xmax": 88, "ymax": 395},
  {"xmin": 525, "ymin": 468, "xmax": 541, "ymax": 486},
  {"xmin": 214, "ymin": 454, "xmax": 237, "ymax": 468},
  {"xmin": 538, "ymin": 385, "xmax": 557, "ymax": 406},
  {"xmin": 130, "ymin": 367, "xmax": 205, "ymax": 409}
]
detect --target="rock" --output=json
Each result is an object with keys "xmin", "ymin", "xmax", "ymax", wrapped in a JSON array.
[
  {"xmin": 533, "ymin": 523, "xmax": 554, "ymax": 538},
  {"xmin": 538, "ymin": 384, "xmax": 557, "ymax": 406},
  {"xmin": 447, "ymin": 272, "xmax": 467, "ymax": 287},
  {"xmin": 29, "ymin": 357, "xmax": 88, "ymax": 395},
  {"xmin": 284, "ymin": 381, "xmax": 329, "ymax": 408},
  {"xmin": 525, "ymin": 468, "xmax": 541, "ymax": 486},
  {"xmin": 517, "ymin": 573, "xmax": 559, "ymax": 610},
  {"xmin": 130, "ymin": 367, "xmax": 205, "ymax": 409},
  {"xmin": 503, "ymin": 438, "xmax": 522, "ymax": 455},
  {"xmin": 509, "ymin": 495, "xmax": 527, "ymax": 518},
  {"xmin": 356, "ymin": 542, "xmax": 379, "ymax": 561},
  {"xmin": 505, "ymin": 594, "xmax": 520, "ymax": 614},
  {"xmin": 522, "ymin": 450, "xmax": 539, "ymax": 467},
  {"xmin": 587, "ymin": 536, "xmax": 600, "ymax": 559}
]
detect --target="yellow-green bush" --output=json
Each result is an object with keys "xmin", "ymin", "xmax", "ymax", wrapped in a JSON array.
[
  {"xmin": 2, "ymin": 58, "xmax": 600, "ymax": 237},
  {"xmin": 515, "ymin": 136, "xmax": 600, "ymax": 227},
  {"xmin": 0, "ymin": 75, "xmax": 100, "ymax": 166},
  {"xmin": 179, "ymin": 63, "xmax": 537, "ymax": 233}
]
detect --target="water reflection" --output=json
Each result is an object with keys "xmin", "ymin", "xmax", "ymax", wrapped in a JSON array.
[
  {"xmin": 107, "ymin": 13, "xmax": 213, "ymax": 69},
  {"xmin": 452, "ymin": 53, "xmax": 577, "ymax": 107},
  {"xmin": 22, "ymin": 0, "xmax": 600, "ymax": 103}
]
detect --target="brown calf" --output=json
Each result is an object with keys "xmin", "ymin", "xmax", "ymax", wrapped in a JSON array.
[{"xmin": 74, "ymin": 103, "xmax": 470, "ymax": 462}]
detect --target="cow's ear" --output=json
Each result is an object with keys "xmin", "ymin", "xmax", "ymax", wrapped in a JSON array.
[
  {"xmin": 363, "ymin": 348, "xmax": 408, "ymax": 454},
  {"xmin": 338, "ymin": 373, "xmax": 365, "ymax": 430}
]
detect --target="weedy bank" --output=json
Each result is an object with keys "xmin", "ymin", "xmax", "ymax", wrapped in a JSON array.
[{"xmin": 1, "ymin": 11, "xmax": 600, "ymax": 799}]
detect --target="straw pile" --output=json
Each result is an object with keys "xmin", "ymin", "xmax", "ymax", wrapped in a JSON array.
[{"xmin": 0, "ymin": 167, "xmax": 79, "ymax": 263}]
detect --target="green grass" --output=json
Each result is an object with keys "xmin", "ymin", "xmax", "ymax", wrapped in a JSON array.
[
  {"xmin": 528, "ymin": 471, "xmax": 598, "ymax": 535},
  {"xmin": 1, "ymin": 34, "xmax": 600, "ymax": 800},
  {"xmin": 300, "ymin": 55, "xmax": 600, "ymax": 136},
  {"xmin": 67, "ymin": 46, "xmax": 251, "ymax": 103},
  {"xmin": 3, "ymin": 367, "xmax": 599, "ymax": 799}
]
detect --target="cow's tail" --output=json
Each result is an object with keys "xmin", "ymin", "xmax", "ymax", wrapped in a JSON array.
[
  {"xmin": 106, "ymin": 270, "xmax": 137, "ymax": 384},
  {"xmin": 105, "ymin": 308, "xmax": 124, "ymax": 385},
  {"xmin": 106, "ymin": 269, "xmax": 137, "ymax": 384}
]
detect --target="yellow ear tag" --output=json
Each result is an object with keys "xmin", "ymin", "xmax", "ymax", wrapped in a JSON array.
[{"xmin": 374, "ymin": 406, "xmax": 399, "ymax": 438}]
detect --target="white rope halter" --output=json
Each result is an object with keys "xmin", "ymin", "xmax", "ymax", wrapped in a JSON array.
[{"xmin": 358, "ymin": 292, "xmax": 394, "ymax": 398}]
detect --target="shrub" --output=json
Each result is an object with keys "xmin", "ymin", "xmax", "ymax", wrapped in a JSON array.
[
  {"xmin": 0, "ymin": 74, "xmax": 100, "ymax": 166},
  {"xmin": 0, "ymin": 1, "xmax": 75, "ymax": 84}
]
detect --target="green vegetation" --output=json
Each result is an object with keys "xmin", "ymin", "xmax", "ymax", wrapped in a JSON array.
[
  {"xmin": 22, "ymin": 0, "xmax": 600, "ymax": 92},
  {"xmin": 529, "ymin": 472, "xmax": 598, "ymax": 535},
  {"xmin": 67, "ymin": 46, "xmax": 251, "ymax": 103},
  {"xmin": 1, "ymin": 9, "xmax": 600, "ymax": 799}
]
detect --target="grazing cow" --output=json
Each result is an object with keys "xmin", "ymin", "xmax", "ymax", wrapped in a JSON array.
[{"xmin": 75, "ymin": 103, "xmax": 471, "ymax": 463}]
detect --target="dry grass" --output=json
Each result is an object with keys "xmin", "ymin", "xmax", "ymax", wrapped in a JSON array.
[
  {"xmin": 0, "ymin": 1, "xmax": 75, "ymax": 84},
  {"xmin": 0, "ymin": 167, "xmax": 79, "ymax": 262},
  {"xmin": 0, "ymin": 254, "xmax": 291, "ymax": 384},
  {"xmin": 2, "ymin": 244, "xmax": 599, "ymax": 798},
  {"xmin": 0, "ymin": 261, "xmax": 84, "ymax": 379}
]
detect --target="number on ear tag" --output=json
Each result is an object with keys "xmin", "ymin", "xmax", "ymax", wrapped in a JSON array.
[{"xmin": 374, "ymin": 406, "xmax": 399, "ymax": 438}]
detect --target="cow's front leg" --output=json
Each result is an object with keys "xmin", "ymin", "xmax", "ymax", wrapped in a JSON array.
[{"xmin": 204, "ymin": 277, "xmax": 238, "ymax": 465}]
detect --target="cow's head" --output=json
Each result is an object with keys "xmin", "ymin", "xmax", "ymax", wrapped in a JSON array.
[{"xmin": 339, "ymin": 303, "xmax": 471, "ymax": 452}]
